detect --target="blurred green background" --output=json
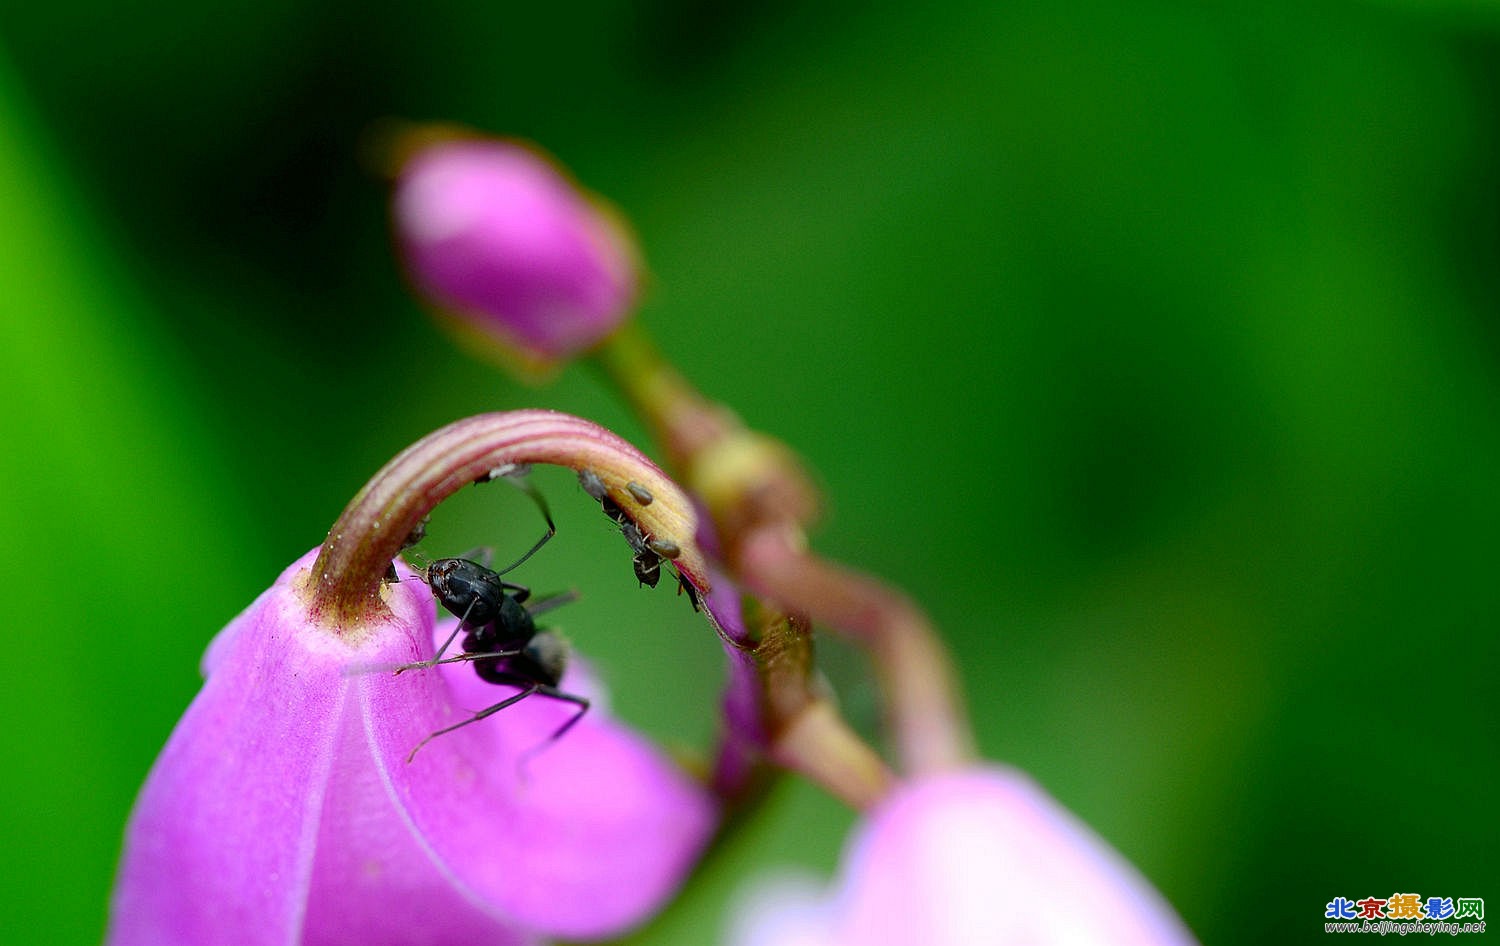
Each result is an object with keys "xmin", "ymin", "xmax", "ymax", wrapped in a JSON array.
[{"xmin": 1, "ymin": 1, "xmax": 1496, "ymax": 943}]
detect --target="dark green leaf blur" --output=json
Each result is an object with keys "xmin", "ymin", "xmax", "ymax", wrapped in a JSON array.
[{"xmin": 1, "ymin": 2, "xmax": 1495, "ymax": 943}]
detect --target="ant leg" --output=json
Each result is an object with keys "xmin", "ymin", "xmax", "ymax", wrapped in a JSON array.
[
  {"xmin": 399, "ymin": 647, "xmax": 524, "ymax": 670},
  {"xmin": 393, "ymin": 595, "xmax": 480, "ymax": 674},
  {"xmin": 515, "ymin": 686, "xmax": 591, "ymax": 774},
  {"xmin": 406, "ymin": 683, "xmax": 542, "ymax": 763},
  {"xmin": 525, "ymin": 589, "xmax": 579, "ymax": 617},
  {"xmin": 675, "ymin": 570, "xmax": 701, "ymax": 612},
  {"xmin": 392, "ymin": 628, "xmax": 466, "ymax": 675},
  {"xmin": 478, "ymin": 670, "xmax": 590, "ymax": 753},
  {"xmin": 491, "ymin": 477, "xmax": 556, "ymax": 577},
  {"xmin": 535, "ymin": 686, "xmax": 590, "ymax": 743}
]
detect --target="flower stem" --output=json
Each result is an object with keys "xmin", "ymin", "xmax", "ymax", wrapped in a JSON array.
[
  {"xmin": 305, "ymin": 410, "xmax": 708, "ymax": 630},
  {"xmin": 592, "ymin": 323, "xmax": 975, "ymax": 777},
  {"xmin": 308, "ymin": 408, "xmax": 893, "ymax": 808},
  {"xmin": 750, "ymin": 601, "xmax": 894, "ymax": 808},
  {"xmin": 737, "ymin": 524, "xmax": 973, "ymax": 774},
  {"xmin": 591, "ymin": 321, "xmax": 735, "ymax": 466},
  {"xmin": 592, "ymin": 323, "xmax": 819, "ymax": 532}
]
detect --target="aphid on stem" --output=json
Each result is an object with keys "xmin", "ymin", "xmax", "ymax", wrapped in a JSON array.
[{"xmin": 577, "ymin": 467, "xmax": 694, "ymax": 596}]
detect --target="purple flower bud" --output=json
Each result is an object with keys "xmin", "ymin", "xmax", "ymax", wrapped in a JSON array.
[
  {"xmin": 394, "ymin": 139, "xmax": 640, "ymax": 363},
  {"xmin": 728, "ymin": 767, "xmax": 1198, "ymax": 946},
  {"xmin": 109, "ymin": 549, "xmax": 715, "ymax": 946}
]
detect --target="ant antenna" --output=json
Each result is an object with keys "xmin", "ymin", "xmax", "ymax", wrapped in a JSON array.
[
  {"xmin": 487, "ymin": 475, "xmax": 557, "ymax": 578},
  {"xmin": 392, "ymin": 592, "xmax": 481, "ymax": 674}
]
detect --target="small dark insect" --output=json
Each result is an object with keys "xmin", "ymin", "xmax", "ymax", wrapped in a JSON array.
[
  {"xmin": 619, "ymin": 519, "xmax": 662, "ymax": 588},
  {"xmin": 578, "ymin": 468, "xmax": 608, "ymax": 503},
  {"xmin": 386, "ymin": 517, "xmax": 433, "ymax": 582},
  {"xmin": 600, "ymin": 493, "xmax": 627, "ymax": 524},
  {"xmin": 630, "ymin": 554, "xmax": 660, "ymax": 584},
  {"xmin": 579, "ymin": 467, "xmax": 698, "ymax": 600},
  {"xmin": 632, "ymin": 550, "xmax": 662, "ymax": 588},
  {"xmin": 581, "ymin": 467, "xmax": 664, "ymax": 587},
  {"xmin": 402, "ymin": 518, "xmax": 430, "ymax": 551},
  {"xmin": 676, "ymin": 572, "xmax": 701, "ymax": 612},
  {"xmin": 396, "ymin": 482, "xmax": 588, "ymax": 762},
  {"xmin": 647, "ymin": 537, "xmax": 681, "ymax": 559}
]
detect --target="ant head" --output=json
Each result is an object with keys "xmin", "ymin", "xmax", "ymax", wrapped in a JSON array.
[{"xmin": 423, "ymin": 557, "xmax": 464, "ymax": 589}]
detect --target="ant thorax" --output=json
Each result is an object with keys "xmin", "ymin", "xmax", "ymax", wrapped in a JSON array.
[{"xmin": 460, "ymin": 595, "xmax": 535, "ymax": 653}]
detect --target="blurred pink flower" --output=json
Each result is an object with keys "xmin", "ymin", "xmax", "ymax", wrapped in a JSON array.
[
  {"xmin": 394, "ymin": 139, "xmax": 639, "ymax": 362},
  {"xmin": 728, "ymin": 767, "xmax": 1197, "ymax": 946},
  {"xmin": 109, "ymin": 549, "xmax": 715, "ymax": 946}
]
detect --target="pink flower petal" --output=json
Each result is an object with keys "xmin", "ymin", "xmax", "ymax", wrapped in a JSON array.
[
  {"xmin": 110, "ymin": 551, "xmax": 394, "ymax": 945},
  {"xmin": 731, "ymin": 767, "xmax": 1198, "ymax": 946},
  {"xmin": 357, "ymin": 610, "xmax": 717, "ymax": 939},
  {"xmin": 300, "ymin": 688, "xmax": 536, "ymax": 946},
  {"xmin": 110, "ymin": 549, "xmax": 715, "ymax": 945}
]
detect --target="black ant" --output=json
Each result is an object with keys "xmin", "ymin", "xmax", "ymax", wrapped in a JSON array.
[
  {"xmin": 395, "ymin": 477, "xmax": 588, "ymax": 763},
  {"xmin": 577, "ymin": 469, "xmax": 696, "ymax": 610}
]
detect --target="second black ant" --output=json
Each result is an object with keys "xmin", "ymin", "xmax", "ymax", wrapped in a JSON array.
[{"xmin": 578, "ymin": 468, "xmax": 700, "ymax": 610}]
